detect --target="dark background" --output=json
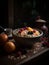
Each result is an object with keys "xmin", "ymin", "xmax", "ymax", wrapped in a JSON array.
[
  {"xmin": 14, "ymin": 0, "xmax": 49, "ymax": 28},
  {"xmin": 0, "ymin": 0, "xmax": 8, "ymax": 28},
  {"xmin": 0, "ymin": 0, "xmax": 49, "ymax": 28}
]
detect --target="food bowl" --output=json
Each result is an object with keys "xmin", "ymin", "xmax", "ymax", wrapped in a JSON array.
[{"xmin": 12, "ymin": 27, "xmax": 43, "ymax": 48}]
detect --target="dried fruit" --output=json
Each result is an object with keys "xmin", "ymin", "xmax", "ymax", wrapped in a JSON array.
[
  {"xmin": 0, "ymin": 33, "xmax": 8, "ymax": 45},
  {"xmin": 4, "ymin": 41, "xmax": 16, "ymax": 53}
]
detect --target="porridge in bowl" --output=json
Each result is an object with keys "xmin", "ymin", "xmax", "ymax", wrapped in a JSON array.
[
  {"xmin": 12, "ymin": 27, "xmax": 43, "ymax": 48},
  {"xmin": 16, "ymin": 27, "xmax": 40, "ymax": 38}
]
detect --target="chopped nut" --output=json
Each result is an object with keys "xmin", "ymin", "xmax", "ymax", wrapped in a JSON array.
[
  {"xmin": 17, "ymin": 57, "xmax": 20, "ymax": 59},
  {"xmin": 8, "ymin": 55, "xmax": 11, "ymax": 59},
  {"xmin": 10, "ymin": 56, "xmax": 15, "ymax": 60},
  {"xmin": 21, "ymin": 55, "xmax": 26, "ymax": 59},
  {"xmin": 13, "ymin": 57, "xmax": 16, "ymax": 60}
]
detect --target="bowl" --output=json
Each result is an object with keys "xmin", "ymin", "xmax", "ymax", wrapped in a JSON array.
[{"xmin": 12, "ymin": 28, "xmax": 43, "ymax": 48}]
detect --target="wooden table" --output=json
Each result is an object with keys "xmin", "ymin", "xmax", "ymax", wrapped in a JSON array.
[{"xmin": 0, "ymin": 46, "xmax": 49, "ymax": 65}]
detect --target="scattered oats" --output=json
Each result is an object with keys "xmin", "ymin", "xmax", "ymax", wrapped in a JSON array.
[
  {"xmin": 27, "ymin": 55, "xmax": 31, "ymax": 57},
  {"xmin": 35, "ymin": 48, "xmax": 40, "ymax": 51},
  {"xmin": 27, "ymin": 50, "xmax": 31, "ymax": 53},
  {"xmin": 8, "ymin": 55, "xmax": 11, "ymax": 59},
  {"xmin": 9, "ymin": 56, "xmax": 15, "ymax": 60},
  {"xmin": 21, "ymin": 55, "xmax": 26, "ymax": 59},
  {"xmin": 17, "ymin": 57, "xmax": 20, "ymax": 59},
  {"xmin": 30, "ymin": 50, "xmax": 33, "ymax": 52},
  {"xmin": 41, "ymin": 47, "xmax": 44, "ymax": 49},
  {"xmin": 13, "ymin": 57, "xmax": 16, "ymax": 60},
  {"xmin": 33, "ymin": 50, "xmax": 38, "ymax": 54}
]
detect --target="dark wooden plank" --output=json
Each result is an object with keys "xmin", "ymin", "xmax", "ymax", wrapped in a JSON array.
[
  {"xmin": 0, "ymin": 47, "xmax": 49, "ymax": 65},
  {"xmin": 17, "ymin": 47, "xmax": 49, "ymax": 65}
]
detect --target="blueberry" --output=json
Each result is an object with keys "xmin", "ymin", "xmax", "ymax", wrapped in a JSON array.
[{"xmin": 27, "ymin": 31, "xmax": 33, "ymax": 35}]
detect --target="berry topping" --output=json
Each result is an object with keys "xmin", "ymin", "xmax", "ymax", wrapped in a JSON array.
[{"xmin": 27, "ymin": 31, "xmax": 33, "ymax": 35}]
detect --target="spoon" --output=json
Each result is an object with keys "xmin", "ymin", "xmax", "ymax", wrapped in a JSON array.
[
  {"xmin": 0, "ymin": 26, "xmax": 13, "ymax": 38},
  {"xmin": 0, "ymin": 26, "xmax": 6, "ymax": 33},
  {"xmin": 0, "ymin": 26, "xmax": 12, "ymax": 34}
]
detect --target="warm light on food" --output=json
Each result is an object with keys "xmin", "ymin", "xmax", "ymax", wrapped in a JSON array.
[
  {"xmin": 16, "ymin": 27, "xmax": 40, "ymax": 38},
  {"xmin": 4, "ymin": 41, "xmax": 16, "ymax": 53},
  {"xmin": 0, "ymin": 33, "xmax": 8, "ymax": 43}
]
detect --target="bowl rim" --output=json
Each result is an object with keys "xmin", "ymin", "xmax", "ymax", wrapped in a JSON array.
[{"xmin": 12, "ymin": 28, "xmax": 43, "ymax": 38}]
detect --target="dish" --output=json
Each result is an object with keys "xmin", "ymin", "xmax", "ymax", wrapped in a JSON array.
[
  {"xmin": 13, "ymin": 27, "xmax": 43, "ymax": 38},
  {"xmin": 12, "ymin": 27, "xmax": 43, "ymax": 48}
]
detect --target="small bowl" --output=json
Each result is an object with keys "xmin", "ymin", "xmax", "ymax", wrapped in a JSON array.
[{"xmin": 12, "ymin": 28, "xmax": 43, "ymax": 48}]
